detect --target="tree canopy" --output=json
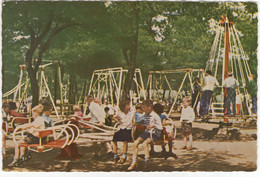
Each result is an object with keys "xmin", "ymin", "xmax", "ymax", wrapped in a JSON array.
[{"xmin": 2, "ymin": 1, "xmax": 258, "ymax": 103}]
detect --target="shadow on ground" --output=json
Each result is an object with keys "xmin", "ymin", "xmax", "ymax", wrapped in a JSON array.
[{"xmin": 2, "ymin": 142, "xmax": 256, "ymax": 172}]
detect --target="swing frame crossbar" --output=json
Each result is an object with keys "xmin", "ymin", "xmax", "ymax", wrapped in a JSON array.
[
  {"xmin": 86, "ymin": 67, "xmax": 145, "ymax": 110},
  {"xmin": 146, "ymin": 68, "xmax": 204, "ymax": 117}
]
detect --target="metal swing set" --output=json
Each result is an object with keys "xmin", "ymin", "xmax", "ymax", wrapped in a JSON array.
[{"xmin": 205, "ymin": 16, "xmax": 253, "ymax": 117}]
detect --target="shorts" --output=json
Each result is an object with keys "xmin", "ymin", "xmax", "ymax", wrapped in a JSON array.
[
  {"xmin": 181, "ymin": 122, "xmax": 192, "ymax": 135},
  {"xmin": 112, "ymin": 129, "xmax": 133, "ymax": 142},
  {"xmin": 139, "ymin": 130, "xmax": 163, "ymax": 142}
]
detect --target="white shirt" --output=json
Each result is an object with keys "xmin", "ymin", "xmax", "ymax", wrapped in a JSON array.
[
  {"xmin": 88, "ymin": 101, "xmax": 106, "ymax": 123},
  {"xmin": 203, "ymin": 75, "xmax": 219, "ymax": 91},
  {"xmin": 180, "ymin": 106, "xmax": 195, "ymax": 123},
  {"xmin": 223, "ymin": 77, "xmax": 239, "ymax": 89},
  {"xmin": 117, "ymin": 111, "xmax": 134, "ymax": 130},
  {"xmin": 30, "ymin": 116, "xmax": 46, "ymax": 136}
]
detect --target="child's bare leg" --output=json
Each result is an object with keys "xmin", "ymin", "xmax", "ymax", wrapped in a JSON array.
[
  {"xmin": 2, "ymin": 133, "xmax": 6, "ymax": 156},
  {"xmin": 143, "ymin": 138, "xmax": 152, "ymax": 161},
  {"xmin": 182, "ymin": 135, "xmax": 187, "ymax": 148},
  {"xmin": 121, "ymin": 141, "xmax": 128, "ymax": 160},
  {"xmin": 188, "ymin": 134, "xmax": 193, "ymax": 149},
  {"xmin": 112, "ymin": 141, "xmax": 117, "ymax": 154},
  {"xmin": 131, "ymin": 137, "xmax": 143, "ymax": 163},
  {"xmin": 123, "ymin": 141, "xmax": 128, "ymax": 154},
  {"xmin": 168, "ymin": 141, "xmax": 173, "ymax": 153}
]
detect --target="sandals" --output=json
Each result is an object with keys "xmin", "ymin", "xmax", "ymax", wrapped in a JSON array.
[
  {"xmin": 118, "ymin": 157, "xmax": 127, "ymax": 164},
  {"xmin": 113, "ymin": 156, "xmax": 120, "ymax": 165},
  {"xmin": 187, "ymin": 146, "xmax": 193, "ymax": 150},
  {"xmin": 128, "ymin": 162, "xmax": 138, "ymax": 171},
  {"xmin": 8, "ymin": 159, "xmax": 20, "ymax": 167}
]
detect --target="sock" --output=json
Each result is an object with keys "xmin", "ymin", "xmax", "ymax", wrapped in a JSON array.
[
  {"xmin": 113, "ymin": 153, "xmax": 118, "ymax": 159},
  {"xmin": 132, "ymin": 155, "xmax": 137, "ymax": 163},
  {"xmin": 122, "ymin": 153, "xmax": 127, "ymax": 159},
  {"xmin": 2, "ymin": 148, "xmax": 6, "ymax": 155}
]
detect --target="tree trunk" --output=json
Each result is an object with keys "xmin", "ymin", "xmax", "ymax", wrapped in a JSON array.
[
  {"xmin": 28, "ymin": 70, "xmax": 39, "ymax": 107},
  {"xmin": 122, "ymin": 3, "xmax": 139, "ymax": 101}
]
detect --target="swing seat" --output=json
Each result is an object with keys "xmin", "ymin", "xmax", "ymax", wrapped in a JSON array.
[{"xmin": 13, "ymin": 123, "xmax": 80, "ymax": 153}]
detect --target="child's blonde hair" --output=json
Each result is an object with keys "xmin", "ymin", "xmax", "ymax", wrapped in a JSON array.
[
  {"xmin": 73, "ymin": 105, "xmax": 81, "ymax": 111},
  {"xmin": 32, "ymin": 104, "xmax": 44, "ymax": 116}
]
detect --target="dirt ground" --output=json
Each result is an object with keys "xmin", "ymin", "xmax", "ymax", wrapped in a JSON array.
[{"xmin": 1, "ymin": 121, "xmax": 257, "ymax": 172}]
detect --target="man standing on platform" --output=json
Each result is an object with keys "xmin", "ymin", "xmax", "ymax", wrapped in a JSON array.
[
  {"xmin": 223, "ymin": 72, "xmax": 239, "ymax": 116},
  {"xmin": 199, "ymin": 70, "xmax": 219, "ymax": 119}
]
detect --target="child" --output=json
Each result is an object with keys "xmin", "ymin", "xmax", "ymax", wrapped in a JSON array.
[
  {"xmin": 42, "ymin": 101, "xmax": 54, "ymax": 127},
  {"xmin": 180, "ymin": 97, "xmax": 195, "ymax": 150},
  {"xmin": 104, "ymin": 107, "xmax": 112, "ymax": 126},
  {"xmin": 128, "ymin": 99, "xmax": 163, "ymax": 171},
  {"xmin": 112, "ymin": 100, "xmax": 135, "ymax": 164},
  {"xmin": 134, "ymin": 103, "xmax": 144, "ymax": 124},
  {"xmin": 73, "ymin": 105, "xmax": 83, "ymax": 117},
  {"xmin": 151, "ymin": 103, "xmax": 174, "ymax": 154},
  {"xmin": 8, "ymin": 104, "xmax": 46, "ymax": 167}
]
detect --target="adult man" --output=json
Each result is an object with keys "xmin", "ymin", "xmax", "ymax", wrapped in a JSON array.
[
  {"xmin": 223, "ymin": 72, "xmax": 239, "ymax": 116},
  {"xmin": 246, "ymin": 74, "xmax": 257, "ymax": 116},
  {"xmin": 86, "ymin": 95, "xmax": 105, "ymax": 126},
  {"xmin": 128, "ymin": 99, "xmax": 163, "ymax": 171},
  {"xmin": 199, "ymin": 70, "xmax": 219, "ymax": 118},
  {"xmin": 86, "ymin": 95, "xmax": 112, "ymax": 157}
]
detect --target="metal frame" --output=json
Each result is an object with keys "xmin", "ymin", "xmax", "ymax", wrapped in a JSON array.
[
  {"xmin": 205, "ymin": 16, "xmax": 252, "ymax": 116},
  {"xmin": 146, "ymin": 68, "xmax": 204, "ymax": 117},
  {"xmin": 85, "ymin": 67, "xmax": 146, "ymax": 114}
]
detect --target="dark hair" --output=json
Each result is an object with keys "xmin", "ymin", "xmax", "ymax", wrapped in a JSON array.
[
  {"xmin": 153, "ymin": 103, "xmax": 164, "ymax": 115},
  {"xmin": 194, "ymin": 77, "xmax": 200, "ymax": 82},
  {"xmin": 104, "ymin": 107, "xmax": 109, "ymax": 112},
  {"xmin": 9, "ymin": 102, "xmax": 17, "ymax": 110},
  {"xmin": 2, "ymin": 102, "xmax": 10, "ymax": 109},
  {"xmin": 119, "ymin": 100, "xmax": 130, "ymax": 112},
  {"xmin": 135, "ymin": 103, "xmax": 142, "ymax": 110},
  {"xmin": 42, "ymin": 101, "xmax": 52, "ymax": 112},
  {"xmin": 142, "ymin": 99, "xmax": 153, "ymax": 107},
  {"xmin": 206, "ymin": 70, "xmax": 212, "ymax": 75}
]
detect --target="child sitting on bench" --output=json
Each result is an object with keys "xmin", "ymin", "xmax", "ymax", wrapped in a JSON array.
[
  {"xmin": 150, "ymin": 103, "xmax": 174, "ymax": 154},
  {"xmin": 8, "ymin": 104, "xmax": 46, "ymax": 167},
  {"xmin": 112, "ymin": 100, "xmax": 135, "ymax": 164},
  {"xmin": 128, "ymin": 99, "xmax": 163, "ymax": 171}
]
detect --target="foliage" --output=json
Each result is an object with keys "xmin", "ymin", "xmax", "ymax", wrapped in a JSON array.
[{"xmin": 2, "ymin": 1, "xmax": 258, "ymax": 101}]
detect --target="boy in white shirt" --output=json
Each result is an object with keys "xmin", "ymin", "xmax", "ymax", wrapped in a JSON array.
[{"xmin": 180, "ymin": 97, "xmax": 195, "ymax": 150}]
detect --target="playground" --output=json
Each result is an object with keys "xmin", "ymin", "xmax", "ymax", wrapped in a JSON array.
[
  {"xmin": 2, "ymin": 120, "xmax": 257, "ymax": 172},
  {"xmin": 1, "ymin": 1, "xmax": 258, "ymax": 174}
]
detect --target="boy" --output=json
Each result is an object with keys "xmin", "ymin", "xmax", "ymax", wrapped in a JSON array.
[
  {"xmin": 128, "ymin": 99, "xmax": 163, "ymax": 171},
  {"xmin": 42, "ymin": 101, "xmax": 54, "ymax": 127},
  {"xmin": 180, "ymin": 97, "xmax": 195, "ymax": 150}
]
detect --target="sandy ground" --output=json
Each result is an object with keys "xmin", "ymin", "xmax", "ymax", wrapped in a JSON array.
[{"xmin": 2, "ymin": 121, "xmax": 257, "ymax": 172}]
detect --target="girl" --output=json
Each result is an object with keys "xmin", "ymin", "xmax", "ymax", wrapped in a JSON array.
[{"xmin": 112, "ymin": 100, "xmax": 135, "ymax": 164}]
